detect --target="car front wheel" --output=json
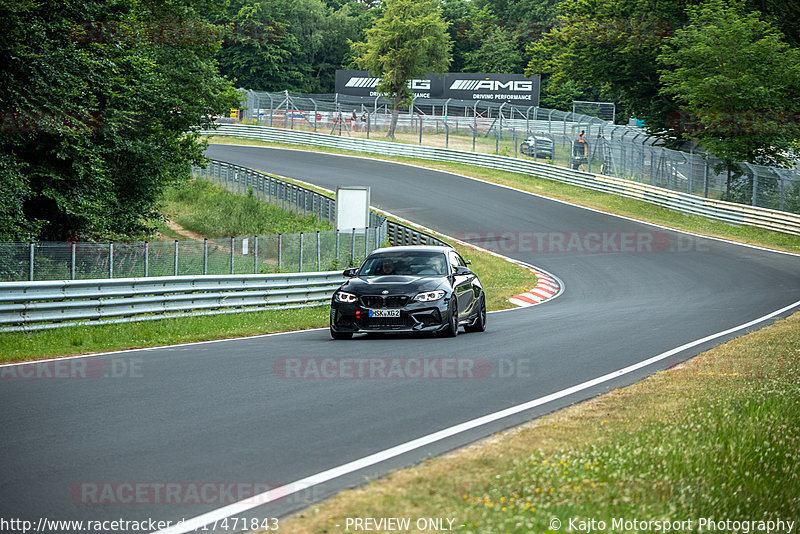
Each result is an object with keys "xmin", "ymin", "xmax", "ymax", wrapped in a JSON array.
[{"xmin": 441, "ymin": 300, "xmax": 458, "ymax": 337}]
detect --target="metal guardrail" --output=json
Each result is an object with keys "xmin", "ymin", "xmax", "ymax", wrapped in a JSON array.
[
  {"xmin": 386, "ymin": 220, "xmax": 449, "ymax": 248},
  {"xmin": 0, "ymin": 272, "xmax": 346, "ymax": 332},
  {"xmin": 205, "ymin": 124, "xmax": 800, "ymax": 235}
]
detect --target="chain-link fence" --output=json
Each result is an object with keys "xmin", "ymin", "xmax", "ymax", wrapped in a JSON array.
[
  {"xmin": 235, "ymin": 90, "xmax": 800, "ymax": 214},
  {"xmin": 0, "ymin": 228, "xmax": 388, "ymax": 282}
]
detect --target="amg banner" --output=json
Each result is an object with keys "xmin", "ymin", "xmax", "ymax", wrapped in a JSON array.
[{"xmin": 335, "ymin": 70, "xmax": 540, "ymax": 105}]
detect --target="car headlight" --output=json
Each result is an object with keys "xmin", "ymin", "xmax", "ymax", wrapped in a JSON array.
[
  {"xmin": 334, "ymin": 291, "xmax": 358, "ymax": 303},
  {"xmin": 414, "ymin": 290, "xmax": 446, "ymax": 302}
]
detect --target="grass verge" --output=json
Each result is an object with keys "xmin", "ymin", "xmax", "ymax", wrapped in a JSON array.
[
  {"xmin": 0, "ymin": 307, "xmax": 330, "ymax": 363},
  {"xmin": 205, "ymin": 136, "xmax": 800, "ymax": 254},
  {"xmin": 276, "ymin": 311, "xmax": 800, "ymax": 533},
  {"xmin": 161, "ymin": 178, "xmax": 332, "ymax": 237}
]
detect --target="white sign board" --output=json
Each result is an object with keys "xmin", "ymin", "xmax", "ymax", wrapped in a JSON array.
[{"xmin": 335, "ymin": 186, "xmax": 370, "ymax": 231}]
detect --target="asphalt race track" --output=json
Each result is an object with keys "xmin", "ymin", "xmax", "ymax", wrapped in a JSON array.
[{"xmin": 1, "ymin": 144, "xmax": 798, "ymax": 532}]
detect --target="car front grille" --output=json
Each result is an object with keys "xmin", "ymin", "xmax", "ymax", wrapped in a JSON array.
[
  {"xmin": 363, "ymin": 315, "xmax": 415, "ymax": 328},
  {"xmin": 360, "ymin": 295, "xmax": 410, "ymax": 308}
]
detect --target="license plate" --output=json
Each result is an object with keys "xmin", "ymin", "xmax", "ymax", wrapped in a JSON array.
[{"xmin": 369, "ymin": 309, "xmax": 400, "ymax": 318}]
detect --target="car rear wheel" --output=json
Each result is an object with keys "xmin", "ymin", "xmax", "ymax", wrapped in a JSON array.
[{"xmin": 465, "ymin": 296, "xmax": 486, "ymax": 333}]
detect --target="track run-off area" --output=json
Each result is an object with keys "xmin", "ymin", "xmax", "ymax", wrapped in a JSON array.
[{"xmin": 1, "ymin": 143, "xmax": 798, "ymax": 532}]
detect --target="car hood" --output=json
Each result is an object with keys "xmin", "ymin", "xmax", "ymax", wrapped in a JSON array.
[{"xmin": 340, "ymin": 276, "xmax": 446, "ymax": 294}]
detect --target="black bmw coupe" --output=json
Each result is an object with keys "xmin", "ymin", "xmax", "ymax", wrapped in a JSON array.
[{"xmin": 330, "ymin": 245, "xmax": 486, "ymax": 339}]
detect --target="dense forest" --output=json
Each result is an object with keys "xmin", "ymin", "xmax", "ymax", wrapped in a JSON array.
[{"xmin": 2, "ymin": 0, "xmax": 799, "ymax": 240}]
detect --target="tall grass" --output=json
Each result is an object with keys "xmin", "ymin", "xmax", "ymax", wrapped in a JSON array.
[{"xmin": 161, "ymin": 179, "xmax": 332, "ymax": 237}]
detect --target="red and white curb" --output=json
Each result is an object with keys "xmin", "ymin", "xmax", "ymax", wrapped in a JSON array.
[{"xmin": 509, "ymin": 269, "xmax": 560, "ymax": 307}]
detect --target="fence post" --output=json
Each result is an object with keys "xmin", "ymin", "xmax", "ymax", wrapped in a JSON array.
[
  {"xmin": 71, "ymin": 242, "xmax": 76, "ymax": 280},
  {"xmin": 316, "ymin": 231, "xmax": 321, "ymax": 271},
  {"xmin": 29, "ymin": 243, "xmax": 34, "ymax": 281},
  {"xmin": 109, "ymin": 242, "xmax": 114, "ymax": 279},
  {"xmin": 230, "ymin": 236, "xmax": 235, "ymax": 274},
  {"xmin": 336, "ymin": 230, "xmax": 340, "ymax": 262},
  {"xmin": 278, "ymin": 233, "xmax": 282, "ymax": 271},
  {"xmin": 299, "ymin": 232, "xmax": 304, "ymax": 272},
  {"xmin": 472, "ymin": 118, "xmax": 476, "ymax": 151},
  {"xmin": 203, "ymin": 239, "xmax": 207, "ymax": 275},
  {"xmin": 174, "ymin": 240, "xmax": 179, "ymax": 276},
  {"xmin": 254, "ymin": 235, "xmax": 258, "ymax": 274},
  {"xmin": 350, "ymin": 228, "xmax": 356, "ymax": 266},
  {"xmin": 145, "ymin": 241, "xmax": 149, "ymax": 278}
]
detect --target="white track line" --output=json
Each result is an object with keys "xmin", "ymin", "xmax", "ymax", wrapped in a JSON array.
[{"xmin": 155, "ymin": 298, "xmax": 800, "ymax": 534}]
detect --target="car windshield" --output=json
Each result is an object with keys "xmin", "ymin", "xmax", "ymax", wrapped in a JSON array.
[{"xmin": 359, "ymin": 251, "xmax": 448, "ymax": 277}]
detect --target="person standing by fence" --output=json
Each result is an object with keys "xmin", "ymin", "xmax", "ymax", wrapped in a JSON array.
[{"xmin": 572, "ymin": 130, "xmax": 588, "ymax": 170}]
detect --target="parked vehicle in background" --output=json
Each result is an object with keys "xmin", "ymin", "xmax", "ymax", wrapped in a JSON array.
[{"xmin": 520, "ymin": 136, "xmax": 555, "ymax": 159}]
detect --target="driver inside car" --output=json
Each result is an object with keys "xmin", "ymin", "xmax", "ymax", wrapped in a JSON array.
[{"xmin": 380, "ymin": 260, "xmax": 395, "ymax": 275}]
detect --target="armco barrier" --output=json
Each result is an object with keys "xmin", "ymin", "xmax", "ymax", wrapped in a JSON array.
[
  {"xmin": 0, "ymin": 272, "xmax": 345, "ymax": 332},
  {"xmin": 204, "ymin": 124, "xmax": 800, "ymax": 235}
]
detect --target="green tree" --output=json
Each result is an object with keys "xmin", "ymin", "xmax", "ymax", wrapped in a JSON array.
[
  {"xmin": 351, "ymin": 0, "xmax": 452, "ymax": 138},
  {"xmin": 441, "ymin": 0, "xmax": 475, "ymax": 72},
  {"xmin": 461, "ymin": 6, "xmax": 523, "ymax": 74},
  {"xmin": 658, "ymin": 0, "xmax": 800, "ymax": 198},
  {"xmin": 0, "ymin": 0, "xmax": 239, "ymax": 241},
  {"xmin": 527, "ymin": 0, "xmax": 690, "ymax": 129},
  {"xmin": 216, "ymin": 0, "xmax": 305, "ymax": 91},
  {"xmin": 216, "ymin": 0, "xmax": 372, "ymax": 93}
]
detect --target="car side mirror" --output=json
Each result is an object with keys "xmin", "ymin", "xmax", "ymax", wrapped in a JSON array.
[
  {"xmin": 343, "ymin": 268, "xmax": 358, "ymax": 278},
  {"xmin": 454, "ymin": 266, "xmax": 472, "ymax": 276}
]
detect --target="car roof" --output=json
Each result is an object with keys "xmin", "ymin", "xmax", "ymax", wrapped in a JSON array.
[{"xmin": 368, "ymin": 245, "xmax": 454, "ymax": 255}]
